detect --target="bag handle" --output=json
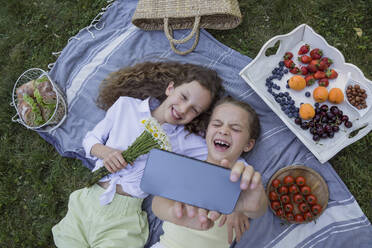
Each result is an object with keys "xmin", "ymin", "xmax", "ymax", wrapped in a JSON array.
[{"xmin": 164, "ymin": 16, "xmax": 201, "ymax": 55}]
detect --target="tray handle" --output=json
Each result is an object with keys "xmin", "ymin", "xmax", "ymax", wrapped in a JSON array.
[{"xmin": 256, "ymin": 36, "xmax": 284, "ymax": 61}]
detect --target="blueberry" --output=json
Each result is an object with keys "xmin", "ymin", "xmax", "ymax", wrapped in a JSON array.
[
  {"xmin": 279, "ymin": 61, "xmax": 284, "ymax": 66},
  {"xmin": 294, "ymin": 112, "xmax": 299, "ymax": 118},
  {"xmin": 288, "ymin": 113, "xmax": 293, "ymax": 118},
  {"xmin": 284, "ymin": 69, "xmax": 289, "ymax": 73},
  {"xmin": 275, "ymin": 98, "xmax": 281, "ymax": 103},
  {"xmin": 289, "ymin": 100, "xmax": 295, "ymax": 105},
  {"xmin": 276, "ymin": 85, "xmax": 281, "ymax": 90},
  {"xmin": 305, "ymin": 91, "xmax": 311, "ymax": 97},
  {"xmin": 284, "ymin": 92, "xmax": 289, "ymax": 96},
  {"xmin": 287, "ymin": 95, "xmax": 292, "ymax": 100},
  {"xmin": 286, "ymin": 84, "xmax": 290, "ymax": 89},
  {"xmin": 281, "ymin": 106, "xmax": 286, "ymax": 111},
  {"xmin": 278, "ymin": 92, "xmax": 284, "ymax": 97},
  {"xmin": 266, "ymin": 78, "xmax": 271, "ymax": 83},
  {"xmin": 314, "ymin": 102, "xmax": 320, "ymax": 107}
]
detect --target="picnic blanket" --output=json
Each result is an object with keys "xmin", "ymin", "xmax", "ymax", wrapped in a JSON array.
[{"xmin": 41, "ymin": 0, "xmax": 372, "ymax": 247}]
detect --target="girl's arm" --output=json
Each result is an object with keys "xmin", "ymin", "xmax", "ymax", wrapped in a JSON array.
[
  {"xmin": 152, "ymin": 196, "xmax": 214, "ymax": 230},
  {"xmin": 83, "ymin": 98, "xmax": 127, "ymax": 172}
]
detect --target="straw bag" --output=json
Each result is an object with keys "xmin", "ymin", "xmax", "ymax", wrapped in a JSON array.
[{"xmin": 132, "ymin": 0, "xmax": 242, "ymax": 55}]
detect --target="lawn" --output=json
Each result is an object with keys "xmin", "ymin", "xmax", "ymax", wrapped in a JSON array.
[{"xmin": 0, "ymin": 0, "xmax": 371, "ymax": 247}]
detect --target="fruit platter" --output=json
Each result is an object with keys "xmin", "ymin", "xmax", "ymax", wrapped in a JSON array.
[
  {"xmin": 266, "ymin": 165, "xmax": 329, "ymax": 224},
  {"xmin": 240, "ymin": 24, "xmax": 372, "ymax": 163}
]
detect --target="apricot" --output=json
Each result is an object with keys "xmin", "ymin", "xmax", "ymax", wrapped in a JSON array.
[
  {"xmin": 299, "ymin": 103, "xmax": 315, "ymax": 120},
  {"xmin": 313, "ymin": 86, "xmax": 328, "ymax": 103},
  {"xmin": 289, "ymin": 75, "xmax": 306, "ymax": 91},
  {"xmin": 328, "ymin": 88, "xmax": 344, "ymax": 104}
]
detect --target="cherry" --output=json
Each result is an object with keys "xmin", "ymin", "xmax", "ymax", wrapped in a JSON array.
[{"xmin": 345, "ymin": 121, "xmax": 353, "ymax": 128}]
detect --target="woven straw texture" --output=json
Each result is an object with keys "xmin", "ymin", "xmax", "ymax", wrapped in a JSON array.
[{"xmin": 132, "ymin": 0, "xmax": 242, "ymax": 30}]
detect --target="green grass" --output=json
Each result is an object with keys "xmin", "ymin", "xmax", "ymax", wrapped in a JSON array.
[{"xmin": 0, "ymin": 0, "xmax": 371, "ymax": 246}]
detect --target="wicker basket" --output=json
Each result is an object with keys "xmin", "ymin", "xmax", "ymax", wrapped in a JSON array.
[
  {"xmin": 11, "ymin": 68, "xmax": 67, "ymax": 132},
  {"xmin": 132, "ymin": 0, "xmax": 242, "ymax": 55}
]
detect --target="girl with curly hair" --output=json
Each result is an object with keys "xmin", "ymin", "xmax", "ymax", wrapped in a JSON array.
[{"xmin": 52, "ymin": 61, "xmax": 224, "ymax": 247}]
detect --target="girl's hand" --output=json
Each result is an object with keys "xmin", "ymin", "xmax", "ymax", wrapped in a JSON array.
[
  {"xmin": 219, "ymin": 212, "xmax": 250, "ymax": 244},
  {"xmin": 172, "ymin": 201, "xmax": 221, "ymax": 225},
  {"xmin": 102, "ymin": 147, "xmax": 128, "ymax": 173},
  {"xmin": 228, "ymin": 161, "xmax": 268, "ymax": 218}
]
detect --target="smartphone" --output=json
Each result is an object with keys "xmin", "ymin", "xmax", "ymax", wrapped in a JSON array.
[{"xmin": 140, "ymin": 148, "xmax": 241, "ymax": 214}]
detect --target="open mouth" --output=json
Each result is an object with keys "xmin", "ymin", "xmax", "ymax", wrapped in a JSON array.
[
  {"xmin": 171, "ymin": 107, "xmax": 182, "ymax": 120},
  {"xmin": 213, "ymin": 139, "xmax": 231, "ymax": 151}
]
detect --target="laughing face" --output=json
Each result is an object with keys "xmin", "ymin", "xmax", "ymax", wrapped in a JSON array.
[
  {"xmin": 205, "ymin": 102, "xmax": 255, "ymax": 167},
  {"xmin": 153, "ymin": 80, "xmax": 212, "ymax": 125}
]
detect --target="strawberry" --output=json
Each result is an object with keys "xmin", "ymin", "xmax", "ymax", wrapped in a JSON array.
[
  {"xmin": 321, "ymin": 57, "xmax": 333, "ymax": 67},
  {"xmin": 326, "ymin": 68, "xmax": 338, "ymax": 79},
  {"xmin": 314, "ymin": 70, "xmax": 326, "ymax": 79},
  {"xmin": 309, "ymin": 59, "xmax": 320, "ymax": 67},
  {"xmin": 284, "ymin": 52, "xmax": 294, "ymax": 60},
  {"xmin": 300, "ymin": 66, "xmax": 308, "ymax": 75},
  {"xmin": 310, "ymin": 48, "xmax": 323, "ymax": 59},
  {"xmin": 298, "ymin": 55, "xmax": 312, "ymax": 64},
  {"xmin": 298, "ymin": 44, "xmax": 310, "ymax": 55},
  {"xmin": 284, "ymin": 59, "xmax": 295, "ymax": 69},
  {"xmin": 307, "ymin": 64, "xmax": 318, "ymax": 73},
  {"xmin": 305, "ymin": 75, "xmax": 316, "ymax": 86},
  {"xmin": 318, "ymin": 78, "xmax": 329, "ymax": 87},
  {"xmin": 317, "ymin": 60, "xmax": 329, "ymax": 71},
  {"xmin": 290, "ymin": 67, "xmax": 301, "ymax": 74}
]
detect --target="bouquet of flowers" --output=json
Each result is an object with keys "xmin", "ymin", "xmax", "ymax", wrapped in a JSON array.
[{"xmin": 86, "ymin": 117, "xmax": 172, "ymax": 187}]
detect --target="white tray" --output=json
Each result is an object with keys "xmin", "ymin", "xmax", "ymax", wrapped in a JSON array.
[{"xmin": 240, "ymin": 24, "xmax": 372, "ymax": 163}]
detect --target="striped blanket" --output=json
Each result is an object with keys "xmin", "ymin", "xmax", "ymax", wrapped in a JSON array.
[{"xmin": 41, "ymin": 0, "xmax": 372, "ymax": 247}]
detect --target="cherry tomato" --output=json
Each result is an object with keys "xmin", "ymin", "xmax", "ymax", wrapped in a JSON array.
[
  {"xmin": 272, "ymin": 179, "xmax": 281, "ymax": 188},
  {"xmin": 289, "ymin": 184, "xmax": 298, "ymax": 194},
  {"xmin": 280, "ymin": 194, "xmax": 290, "ymax": 204},
  {"xmin": 269, "ymin": 191, "xmax": 279, "ymax": 201},
  {"xmin": 304, "ymin": 211, "xmax": 313, "ymax": 221},
  {"xmin": 276, "ymin": 208, "xmax": 284, "ymax": 217},
  {"xmin": 295, "ymin": 214, "xmax": 304, "ymax": 223},
  {"xmin": 301, "ymin": 185, "xmax": 311, "ymax": 195},
  {"xmin": 286, "ymin": 212, "xmax": 295, "ymax": 221},
  {"xmin": 298, "ymin": 202, "xmax": 309, "ymax": 212},
  {"xmin": 306, "ymin": 194, "xmax": 317, "ymax": 205},
  {"xmin": 293, "ymin": 193, "xmax": 303, "ymax": 204},
  {"xmin": 284, "ymin": 203, "xmax": 294, "ymax": 212},
  {"xmin": 295, "ymin": 176, "xmax": 306, "ymax": 186},
  {"xmin": 283, "ymin": 175, "xmax": 295, "ymax": 186},
  {"xmin": 312, "ymin": 204, "xmax": 322, "ymax": 215},
  {"xmin": 271, "ymin": 201, "xmax": 281, "ymax": 210},
  {"xmin": 278, "ymin": 185, "xmax": 288, "ymax": 195}
]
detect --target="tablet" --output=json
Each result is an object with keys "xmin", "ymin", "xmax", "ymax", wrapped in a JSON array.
[{"xmin": 140, "ymin": 149, "xmax": 241, "ymax": 214}]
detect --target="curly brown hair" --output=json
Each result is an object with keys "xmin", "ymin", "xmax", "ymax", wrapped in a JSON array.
[{"xmin": 97, "ymin": 61, "xmax": 224, "ymax": 135}]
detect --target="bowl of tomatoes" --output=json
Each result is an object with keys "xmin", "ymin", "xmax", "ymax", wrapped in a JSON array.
[{"xmin": 266, "ymin": 165, "xmax": 329, "ymax": 224}]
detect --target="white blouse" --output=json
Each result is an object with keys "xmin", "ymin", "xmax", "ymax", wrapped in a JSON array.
[{"xmin": 83, "ymin": 96, "xmax": 208, "ymax": 205}]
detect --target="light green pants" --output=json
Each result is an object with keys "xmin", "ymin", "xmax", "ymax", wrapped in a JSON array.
[{"xmin": 52, "ymin": 184, "xmax": 148, "ymax": 248}]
